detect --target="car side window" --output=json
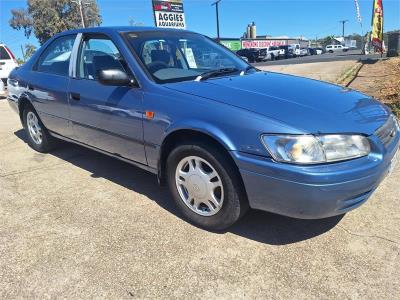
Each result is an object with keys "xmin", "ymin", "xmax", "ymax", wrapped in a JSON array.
[
  {"xmin": 36, "ymin": 35, "xmax": 76, "ymax": 76},
  {"xmin": 0, "ymin": 46, "xmax": 11, "ymax": 60},
  {"xmin": 77, "ymin": 37, "xmax": 128, "ymax": 80}
]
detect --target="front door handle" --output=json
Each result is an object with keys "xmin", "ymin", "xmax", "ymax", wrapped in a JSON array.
[{"xmin": 70, "ymin": 92, "xmax": 80, "ymax": 101}]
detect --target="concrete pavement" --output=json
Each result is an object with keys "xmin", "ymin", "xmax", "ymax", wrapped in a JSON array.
[{"xmin": 0, "ymin": 89, "xmax": 399, "ymax": 298}]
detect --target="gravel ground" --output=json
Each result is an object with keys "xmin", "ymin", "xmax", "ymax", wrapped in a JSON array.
[{"xmin": 0, "ymin": 72, "xmax": 399, "ymax": 299}]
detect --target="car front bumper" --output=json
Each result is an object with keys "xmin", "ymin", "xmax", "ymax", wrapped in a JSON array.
[
  {"xmin": 7, "ymin": 95, "xmax": 19, "ymax": 114},
  {"xmin": 232, "ymin": 133, "xmax": 400, "ymax": 219}
]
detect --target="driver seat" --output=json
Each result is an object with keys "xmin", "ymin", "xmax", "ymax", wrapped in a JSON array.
[{"xmin": 151, "ymin": 50, "xmax": 171, "ymax": 65}]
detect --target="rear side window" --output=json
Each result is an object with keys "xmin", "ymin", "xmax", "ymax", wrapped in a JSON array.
[
  {"xmin": 0, "ymin": 46, "xmax": 11, "ymax": 60},
  {"xmin": 36, "ymin": 35, "xmax": 76, "ymax": 76}
]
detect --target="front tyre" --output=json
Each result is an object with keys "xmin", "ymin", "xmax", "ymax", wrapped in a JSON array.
[
  {"xmin": 167, "ymin": 142, "xmax": 248, "ymax": 230},
  {"xmin": 23, "ymin": 106, "xmax": 55, "ymax": 153}
]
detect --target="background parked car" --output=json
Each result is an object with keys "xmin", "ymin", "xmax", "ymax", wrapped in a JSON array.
[
  {"xmin": 265, "ymin": 46, "xmax": 280, "ymax": 60},
  {"xmin": 0, "ymin": 44, "xmax": 18, "ymax": 88},
  {"xmin": 299, "ymin": 48, "xmax": 308, "ymax": 56},
  {"xmin": 326, "ymin": 44, "xmax": 349, "ymax": 53},
  {"xmin": 278, "ymin": 45, "xmax": 294, "ymax": 59},
  {"xmin": 289, "ymin": 44, "xmax": 301, "ymax": 57},
  {"xmin": 236, "ymin": 48, "xmax": 267, "ymax": 63},
  {"xmin": 239, "ymin": 55, "xmax": 249, "ymax": 62},
  {"xmin": 308, "ymin": 48, "xmax": 323, "ymax": 55}
]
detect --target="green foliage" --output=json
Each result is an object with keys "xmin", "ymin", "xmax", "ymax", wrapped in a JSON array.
[
  {"xmin": 23, "ymin": 43, "xmax": 37, "ymax": 60},
  {"xmin": 9, "ymin": 0, "xmax": 102, "ymax": 45},
  {"xmin": 387, "ymin": 102, "xmax": 400, "ymax": 118},
  {"xmin": 9, "ymin": 8, "xmax": 33, "ymax": 39},
  {"xmin": 318, "ymin": 35, "xmax": 336, "ymax": 47},
  {"xmin": 16, "ymin": 58, "xmax": 25, "ymax": 65}
]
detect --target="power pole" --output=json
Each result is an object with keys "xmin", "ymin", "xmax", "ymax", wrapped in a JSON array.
[
  {"xmin": 212, "ymin": 0, "xmax": 222, "ymax": 42},
  {"xmin": 72, "ymin": 0, "xmax": 87, "ymax": 28},
  {"xmin": 339, "ymin": 19, "xmax": 349, "ymax": 41},
  {"xmin": 20, "ymin": 45, "xmax": 26, "ymax": 62}
]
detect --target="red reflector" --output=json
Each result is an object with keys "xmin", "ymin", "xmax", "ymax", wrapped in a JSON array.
[{"xmin": 145, "ymin": 111, "xmax": 155, "ymax": 119}]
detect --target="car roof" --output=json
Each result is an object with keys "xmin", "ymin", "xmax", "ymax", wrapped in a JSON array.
[{"xmin": 56, "ymin": 26, "xmax": 195, "ymax": 37}]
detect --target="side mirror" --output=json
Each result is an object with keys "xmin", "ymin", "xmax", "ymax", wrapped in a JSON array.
[{"xmin": 97, "ymin": 69, "xmax": 135, "ymax": 86}]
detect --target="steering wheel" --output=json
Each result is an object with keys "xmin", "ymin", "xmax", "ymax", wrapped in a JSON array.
[{"xmin": 147, "ymin": 61, "xmax": 169, "ymax": 74}]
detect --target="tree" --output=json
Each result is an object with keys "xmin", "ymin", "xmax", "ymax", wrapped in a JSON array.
[
  {"xmin": 23, "ymin": 43, "xmax": 37, "ymax": 60},
  {"xmin": 9, "ymin": 8, "xmax": 33, "ymax": 39},
  {"xmin": 9, "ymin": 0, "xmax": 102, "ymax": 45}
]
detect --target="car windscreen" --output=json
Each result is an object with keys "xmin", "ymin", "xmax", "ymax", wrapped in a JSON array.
[{"xmin": 124, "ymin": 31, "xmax": 248, "ymax": 83}]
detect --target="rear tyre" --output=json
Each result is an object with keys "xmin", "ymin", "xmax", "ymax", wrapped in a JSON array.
[
  {"xmin": 23, "ymin": 105, "xmax": 55, "ymax": 153},
  {"xmin": 166, "ymin": 141, "xmax": 248, "ymax": 231}
]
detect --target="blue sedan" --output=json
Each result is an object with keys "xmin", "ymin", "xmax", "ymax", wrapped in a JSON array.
[{"xmin": 7, "ymin": 27, "xmax": 400, "ymax": 230}]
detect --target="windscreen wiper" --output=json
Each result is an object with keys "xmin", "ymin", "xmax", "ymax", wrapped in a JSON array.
[
  {"xmin": 240, "ymin": 65, "xmax": 258, "ymax": 75},
  {"xmin": 194, "ymin": 67, "xmax": 239, "ymax": 81}
]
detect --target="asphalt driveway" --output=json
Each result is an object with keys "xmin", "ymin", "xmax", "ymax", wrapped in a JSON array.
[{"xmin": 0, "ymin": 99, "xmax": 399, "ymax": 299}]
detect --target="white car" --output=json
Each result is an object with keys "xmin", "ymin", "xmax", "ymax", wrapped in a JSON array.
[
  {"xmin": 326, "ymin": 44, "xmax": 349, "ymax": 53},
  {"xmin": 0, "ymin": 44, "xmax": 18, "ymax": 94},
  {"xmin": 265, "ymin": 46, "xmax": 280, "ymax": 60},
  {"xmin": 299, "ymin": 48, "xmax": 309, "ymax": 56},
  {"xmin": 289, "ymin": 44, "xmax": 301, "ymax": 56}
]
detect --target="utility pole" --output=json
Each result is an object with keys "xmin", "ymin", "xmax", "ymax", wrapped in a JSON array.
[
  {"xmin": 72, "ymin": 0, "xmax": 88, "ymax": 28},
  {"xmin": 20, "ymin": 45, "xmax": 26, "ymax": 62},
  {"xmin": 339, "ymin": 19, "xmax": 349, "ymax": 42},
  {"xmin": 211, "ymin": 0, "xmax": 221, "ymax": 42}
]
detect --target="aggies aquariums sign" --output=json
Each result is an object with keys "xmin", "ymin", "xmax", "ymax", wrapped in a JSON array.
[{"xmin": 152, "ymin": 0, "xmax": 186, "ymax": 29}]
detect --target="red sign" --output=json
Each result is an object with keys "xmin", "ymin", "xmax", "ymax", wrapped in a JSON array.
[{"xmin": 242, "ymin": 40, "xmax": 287, "ymax": 49}]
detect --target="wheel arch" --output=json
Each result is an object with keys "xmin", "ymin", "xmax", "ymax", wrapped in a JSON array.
[
  {"xmin": 17, "ymin": 94, "xmax": 35, "ymax": 125},
  {"xmin": 157, "ymin": 126, "xmax": 243, "ymax": 191}
]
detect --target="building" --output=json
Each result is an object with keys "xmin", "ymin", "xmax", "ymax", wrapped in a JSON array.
[
  {"xmin": 217, "ymin": 36, "xmax": 310, "ymax": 51},
  {"xmin": 240, "ymin": 36, "xmax": 309, "ymax": 49}
]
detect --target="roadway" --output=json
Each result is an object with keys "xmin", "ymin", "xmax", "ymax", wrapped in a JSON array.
[{"xmin": 253, "ymin": 50, "xmax": 383, "ymax": 66}]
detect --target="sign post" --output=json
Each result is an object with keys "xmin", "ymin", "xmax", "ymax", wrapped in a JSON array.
[{"xmin": 152, "ymin": 0, "xmax": 186, "ymax": 29}]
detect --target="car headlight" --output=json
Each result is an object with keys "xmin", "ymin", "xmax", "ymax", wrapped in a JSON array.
[{"xmin": 261, "ymin": 134, "xmax": 371, "ymax": 164}]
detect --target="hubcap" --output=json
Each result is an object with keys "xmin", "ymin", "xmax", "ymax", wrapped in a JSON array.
[
  {"xmin": 175, "ymin": 156, "xmax": 224, "ymax": 217},
  {"xmin": 26, "ymin": 111, "xmax": 42, "ymax": 145}
]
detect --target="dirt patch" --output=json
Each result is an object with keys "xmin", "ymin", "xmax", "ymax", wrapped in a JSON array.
[
  {"xmin": 258, "ymin": 60, "xmax": 357, "ymax": 83},
  {"xmin": 348, "ymin": 57, "xmax": 400, "ymax": 117}
]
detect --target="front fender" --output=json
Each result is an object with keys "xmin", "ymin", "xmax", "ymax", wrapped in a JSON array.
[{"xmin": 164, "ymin": 119, "xmax": 236, "ymax": 151}]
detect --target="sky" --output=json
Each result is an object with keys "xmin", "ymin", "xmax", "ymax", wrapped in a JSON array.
[{"xmin": 1, "ymin": 0, "xmax": 399, "ymax": 59}]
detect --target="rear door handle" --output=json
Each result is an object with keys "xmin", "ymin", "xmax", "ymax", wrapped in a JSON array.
[{"xmin": 70, "ymin": 92, "xmax": 80, "ymax": 101}]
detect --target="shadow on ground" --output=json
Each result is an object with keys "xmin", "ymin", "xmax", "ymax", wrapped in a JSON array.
[{"xmin": 14, "ymin": 129, "xmax": 343, "ymax": 245}]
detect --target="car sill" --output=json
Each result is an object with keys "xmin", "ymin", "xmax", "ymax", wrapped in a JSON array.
[{"xmin": 49, "ymin": 131, "xmax": 158, "ymax": 175}]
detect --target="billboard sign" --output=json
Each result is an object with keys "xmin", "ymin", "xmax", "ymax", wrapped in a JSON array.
[
  {"xmin": 152, "ymin": 0, "xmax": 186, "ymax": 29},
  {"xmin": 220, "ymin": 40, "xmax": 242, "ymax": 51},
  {"xmin": 241, "ymin": 40, "xmax": 287, "ymax": 49}
]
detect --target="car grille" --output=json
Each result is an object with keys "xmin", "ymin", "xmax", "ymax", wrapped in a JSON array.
[{"xmin": 375, "ymin": 115, "xmax": 399, "ymax": 148}]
